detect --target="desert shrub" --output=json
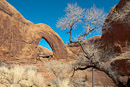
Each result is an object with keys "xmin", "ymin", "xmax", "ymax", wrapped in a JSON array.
[
  {"xmin": 45, "ymin": 60, "xmax": 75, "ymax": 87},
  {"xmin": 71, "ymin": 73, "xmax": 90, "ymax": 87},
  {"xmin": 49, "ymin": 77, "xmax": 73, "ymax": 87},
  {"xmin": 45, "ymin": 60, "xmax": 73, "ymax": 78},
  {"xmin": 84, "ymin": 74, "xmax": 88, "ymax": 81},
  {"xmin": 0, "ymin": 65, "xmax": 46, "ymax": 87},
  {"xmin": 86, "ymin": 39, "xmax": 119, "ymax": 62},
  {"xmin": 45, "ymin": 60, "xmax": 90, "ymax": 87}
]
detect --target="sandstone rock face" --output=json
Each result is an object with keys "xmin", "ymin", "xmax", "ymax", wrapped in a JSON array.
[
  {"xmin": 101, "ymin": 0, "xmax": 130, "ymax": 53},
  {"xmin": 0, "ymin": 0, "xmax": 69, "ymax": 59},
  {"xmin": 111, "ymin": 59, "xmax": 130, "ymax": 76},
  {"xmin": 101, "ymin": 0, "xmax": 130, "ymax": 83}
]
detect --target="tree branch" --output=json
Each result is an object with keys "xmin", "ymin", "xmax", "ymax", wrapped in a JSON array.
[
  {"xmin": 72, "ymin": 41, "xmax": 127, "ymax": 87},
  {"xmin": 78, "ymin": 27, "xmax": 96, "ymax": 40},
  {"xmin": 65, "ymin": 32, "xmax": 70, "ymax": 34},
  {"xmin": 71, "ymin": 19, "xmax": 79, "ymax": 27}
]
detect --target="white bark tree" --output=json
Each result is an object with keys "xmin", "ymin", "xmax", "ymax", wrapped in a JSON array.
[
  {"xmin": 78, "ymin": 5, "xmax": 106, "ymax": 40},
  {"xmin": 56, "ymin": 3, "xmax": 84, "ymax": 43}
]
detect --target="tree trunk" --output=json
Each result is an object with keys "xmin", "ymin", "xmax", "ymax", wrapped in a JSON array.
[
  {"xmin": 92, "ymin": 67, "xmax": 95, "ymax": 87},
  {"xmin": 69, "ymin": 27, "xmax": 73, "ymax": 43},
  {"xmin": 78, "ymin": 41, "xmax": 127, "ymax": 87}
]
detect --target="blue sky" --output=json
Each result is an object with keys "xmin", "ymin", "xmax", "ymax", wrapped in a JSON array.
[{"xmin": 7, "ymin": 0, "xmax": 120, "ymax": 51}]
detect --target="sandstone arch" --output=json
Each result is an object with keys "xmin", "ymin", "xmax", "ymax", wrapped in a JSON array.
[
  {"xmin": 0, "ymin": 0, "xmax": 70, "ymax": 59},
  {"xmin": 35, "ymin": 23, "xmax": 68, "ymax": 59}
]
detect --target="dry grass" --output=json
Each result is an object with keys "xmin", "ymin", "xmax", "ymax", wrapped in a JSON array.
[
  {"xmin": 45, "ymin": 60, "xmax": 91, "ymax": 87},
  {"xmin": 111, "ymin": 1, "xmax": 130, "ymax": 22},
  {"xmin": 56, "ymin": 78, "xmax": 70, "ymax": 87},
  {"xmin": 49, "ymin": 77, "xmax": 72, "ymax": 87},
  {"xmin": 86, "ymin": 38, "xmax": 130, "ymax": 63},
  {"xmin": 45, "ymin": 60, "xmax": 73, "ymax": 78},
  {"xmin": 45, "ymin": 60, "xmax": 74, "ymax": 87},
  {"xmin": 0, "ymin": 65, "xmax": 46, "ymax": 87},
  {"xmin": 86, "ymin": 39, "xmax": 117, "ymax": 62}
]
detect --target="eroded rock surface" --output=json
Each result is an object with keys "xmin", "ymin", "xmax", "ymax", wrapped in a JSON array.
[
  {"xmin": 101, "ymin": 0, "xmax": 130, "ymax": 84},
  {"xmin": 111, "ymin": 59, "xmax": 130, "ymax": 76},
  {"xmin": 0, "ymin": 0, "xmax": 70, "ymax": 59},
  {"xmin": 101, "ymin": 0, "xmax": 130, "ymax": 53}
]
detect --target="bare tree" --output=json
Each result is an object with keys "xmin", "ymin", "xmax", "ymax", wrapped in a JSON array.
[
  {"xmin": 56, "ymin": 3, "xmax": 128, "ymax": 87},
  {"xmin": 76, "ymin": 5, "xmax": 106, "ymax": 87},
  {"xmin": 72, "ymin": 40, "xmax": 127, "ymax": 87},
  {"xmin": 78, "ymin": 5, "xmax": 106, "ymax": 40},
  {"xmin": 56, "ymin": 3, "xmax": 84, "ymax": 43}
]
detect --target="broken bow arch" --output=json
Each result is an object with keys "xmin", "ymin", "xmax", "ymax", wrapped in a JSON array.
[{"xmin": 36, "ymin": 24, "xmax": 68, "ymax": 59}]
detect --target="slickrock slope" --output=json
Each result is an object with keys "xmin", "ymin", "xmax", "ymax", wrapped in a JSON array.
[{"xmin": 0, "ymin": 0, "xmax": 70, "ymax": 59}]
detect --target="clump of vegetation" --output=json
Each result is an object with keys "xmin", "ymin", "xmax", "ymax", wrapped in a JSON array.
[
  {"xmin": 45, "ymin": 60, "xmax": 91, "ymax": 87},
  {"xmin": 84, "ymin": 74, "xmax": 88, "ymax": 81},
  {"xmin": 45, "ymin": 60, "xmax": 73, "ymax": 87},
  {"xmin": 0, "ymin": 65, "xmax": 46, "ymax": 87}
]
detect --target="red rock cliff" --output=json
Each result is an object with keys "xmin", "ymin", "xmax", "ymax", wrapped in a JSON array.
[
  {"xmin": 101, "ymin": 0, "xmax": 130, "ymax": 81},
  {"xmin": 101, "ymin": 0, "xmax": 130, "ymax": 52}
]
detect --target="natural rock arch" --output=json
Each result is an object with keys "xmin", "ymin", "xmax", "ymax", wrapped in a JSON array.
[
  {"xmin": 0, "ymin": 0, "xmax": 72, "ymax": 59},
  {"xmin": 35, "ymin": 23, "xmax": 69, "ymax": 59}
]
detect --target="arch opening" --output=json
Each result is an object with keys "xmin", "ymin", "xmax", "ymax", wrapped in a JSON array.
[
  {"xmin": 38, "ymin": 38, "xmax": 53, "ymax": 59},
  {"xmin": 39, "ymin": 38, "xmax": 53, "ymax": 52}
]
